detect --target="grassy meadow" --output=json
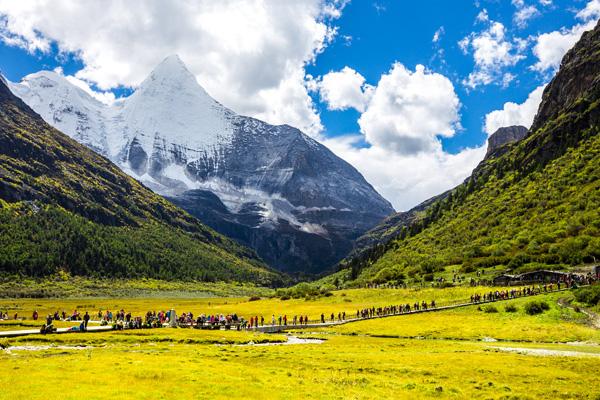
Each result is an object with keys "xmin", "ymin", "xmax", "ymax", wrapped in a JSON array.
[
  {"xmin": 1, "ymin": 286, "xmax": 509, "ymax": 325},
  {"xmin": 0, "ymin": 286, "xmax": 599, "ymax": 399}
]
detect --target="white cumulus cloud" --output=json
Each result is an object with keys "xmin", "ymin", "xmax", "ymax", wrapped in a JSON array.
[
  {"xmin": 514, "ymin": 5, "xmax": 540, "ymax": 28},
  {"xmin": 358, "ymin": 63, "xmax": 461, "ymax": 155},
  {"xmin": 0, "ymin": 0, "xmax": 348, "ymax": 136},
  {"xmin": 323, "ymin": 135, "xmax": 486, "ymax": 211},
  {"xmin": 318, "ymin": 63, "xmax": 485, "ymax": 210},
  {"xmin": 318, "ymin": 67, "xmax": 373, "ymax": 112},
  {"xmin": 484, "ymin": 84, "xmax": 546, "ymax": 135},
  {"xmin": 460, "ymin": 21, "xmax": 526, "ymax": 88},
  {"xmin": 532, "ymin": 0, "xmax": 600, "ymax": 73}
]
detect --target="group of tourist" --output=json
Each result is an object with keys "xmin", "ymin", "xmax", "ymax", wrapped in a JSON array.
[
  {"xmin": 354, "ymin": 301, "xmax": 437, "ymax": 320},
  {"xmin": 470, "ymin": 282, "xmax": 573, "ymax": 303},
  {"xmin": 4, "ymin": 274, "xmax": 597, "ymax": 335}
]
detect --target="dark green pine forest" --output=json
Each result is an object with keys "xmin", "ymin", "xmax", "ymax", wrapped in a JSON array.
[
  {"xmin": 0, "ymin": 76, "xmax": 283, "ymax": 285},
  {"xmin": 337, "ymin": 21, "xmax": 600, "ymax": 286}
]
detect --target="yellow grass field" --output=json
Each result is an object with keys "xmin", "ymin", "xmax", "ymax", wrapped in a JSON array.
[
  {"xmin": 1, "ymin": 286, "xmax": 518, "ymax": 324},
  {"xmin": 0, "ymin": 287, "xmax": 598, "ymax": 399}
]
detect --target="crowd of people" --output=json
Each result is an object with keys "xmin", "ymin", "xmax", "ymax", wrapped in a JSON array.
[
  {"xmin": 469, "ymin": 280, "xmax": 583, "ymax": 303},
  {"xmin": 1, "ymin": 273, "xmax": 597, "ymax": 335}
]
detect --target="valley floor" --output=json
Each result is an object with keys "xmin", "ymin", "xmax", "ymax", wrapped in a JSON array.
[{"xmin": 0, "ymin": 287, "xmax": 598, "ymax": 399}]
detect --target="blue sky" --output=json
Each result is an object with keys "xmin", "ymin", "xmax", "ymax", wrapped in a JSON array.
[
  {"xmin": 306, "ymin": 0, "xmax": 589, "ymax": 153},
  {"xmin": 0, "ymin": 0, "xmax": 597, "ymax": 210}
]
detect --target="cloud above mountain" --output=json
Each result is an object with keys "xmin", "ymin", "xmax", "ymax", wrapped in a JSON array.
[
  {"xmin": 317, "ymin": 62, "xmax": 484, "ymax": 210},
  {"xmin": 0, "ymin": 0, "xmax": 347, "ymax": 136},
  {"xmin": 484, "ymin": 84, "xmax": 546, "ymax": 135},
  {"xmin": 531, "ymin": 0, "xmax": 600, "ymax": 73}
]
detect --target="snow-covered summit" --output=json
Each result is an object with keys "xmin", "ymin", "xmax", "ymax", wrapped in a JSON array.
[
  {"xmin": 8, "ymin": 55, "xmax": 395, "ymax": 275},
  {"xmin": 121, "ymin": 55, "xmax": 234, "ymax": 160},
  {"xmin": 9, "ymin": 70, "xmax": 111, "ymax": 154}
]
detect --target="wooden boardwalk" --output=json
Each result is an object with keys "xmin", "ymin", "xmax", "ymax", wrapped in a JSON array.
[{"xmin": 0, "ymin": 288, "xmax": 576, "ymax": 338}]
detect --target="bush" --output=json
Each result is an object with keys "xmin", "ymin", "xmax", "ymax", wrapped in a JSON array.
[
  {"xmin": 248, "ymin": 296, "xmax": 261, "ymax": 302},
  {"xmin": 483, "ymin": 305, "xmax": 498, "ymax": 313},
  {"xmin": 504, "ymin": 304, "xmax": 518, "ymax": 313},
  {"xmin": 524, "ymin": 300, "xmax": 550, "ymax": 315},
  {"xmin": 573, "ymin": 284, "xmax": 600, "ymax": 306},
  {"xmin": 461, "ymin": 263, "xmax": 476, "ymax": 274}
]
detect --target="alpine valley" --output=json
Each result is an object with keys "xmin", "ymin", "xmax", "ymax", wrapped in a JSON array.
[
  {"xmin": 0, "ymin": 74, "xmax": 282, "ymax": 285},
  {"xmin": 333, "ymin": 21, "xmax": 600, "ymax": 287},
  {"xmin": 8, "ymin": 55, "xmax": 394, "ymax": 276}
]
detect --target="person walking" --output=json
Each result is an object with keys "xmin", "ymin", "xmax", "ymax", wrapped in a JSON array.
[{"xmin": 83, "ymin": 311, "xmax": 90, "ymax": 331}]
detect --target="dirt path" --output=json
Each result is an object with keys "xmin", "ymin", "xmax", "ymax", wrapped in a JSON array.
[{"xmin": 557, "ymin": 297, "xmax": 600, "ymax": 329}]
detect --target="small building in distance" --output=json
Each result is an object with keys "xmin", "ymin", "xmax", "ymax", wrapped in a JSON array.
[
  {"xmin": 518, "ymin": 270, "xmax": 571, "ymax": 283},
  {"xmin": 493, "ymin": 270, "xmax": 582, "ymax": 286},
  {"xmin": 492, "ymin": 274, "xmax": 516, "ymax": 286}
]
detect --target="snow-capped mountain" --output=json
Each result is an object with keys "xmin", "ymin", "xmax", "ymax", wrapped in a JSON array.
[{"xmin": 9, "ymin": 55, "xmax": 394, "ymax": 275}]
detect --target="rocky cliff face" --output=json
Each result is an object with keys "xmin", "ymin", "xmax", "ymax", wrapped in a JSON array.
[
  {"xmin": 485, "ymin": 126, "xmax": 528, "ymax": 158},
  {"xmin": 9, "ymin": 55, "xmax": 394, "ymax": 275}
]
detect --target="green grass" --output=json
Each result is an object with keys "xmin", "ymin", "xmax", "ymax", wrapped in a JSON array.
[
  {"xmin": 0, "ymin": 286, "xmax": 518, "ymax": 324},
  {"xmin": 0, "ymin": 330, "xmax": 598, "ymax": 399},
  {"xmin": 322, "ymin": 292, "xmax": 600, "ymax": 343},
  {"xmin": 0, "ymin": 288, "xmax": 598, "ymax": 399},
  {"xmin": 0, "ymin": 275, "xmax": 274, "ymax": 299}
]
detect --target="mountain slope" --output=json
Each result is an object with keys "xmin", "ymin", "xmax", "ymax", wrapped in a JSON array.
[
  {"xmin": 10, "ymin": 55, "xmax": 394, "ymax": 275},
  {"xmin": 348, "ymin": 125, "xmax": 529, "ymax": 262},
  {"xmin": 338, "ymin": 21, "xmax": 600, "ymax": 285},
  {"xmin": 0, "ymin": 77, "xmax": 282, "ymax": 284}
]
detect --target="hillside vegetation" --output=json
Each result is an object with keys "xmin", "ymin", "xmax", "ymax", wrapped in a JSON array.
[
  {"xmin": 338, "ymin": 21, "xmax": 600, "ymax": 286},
  {"xmin": 0, "ymin": 78, "xmax": 283, "ymax": 285}
]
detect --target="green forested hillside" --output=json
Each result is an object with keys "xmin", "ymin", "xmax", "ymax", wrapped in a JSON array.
[
  {"xmin": 337, "ymin": 21, "xmax": 600, "ymax": 286},
  {"xmin": 0, "ymin": 78, "xmax": 283, "ymax": 285}
]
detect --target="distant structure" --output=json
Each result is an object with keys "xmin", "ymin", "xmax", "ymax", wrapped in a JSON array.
[{"xmin": 493, "ymin": 270, "xmax": 583, "ymax": 286}]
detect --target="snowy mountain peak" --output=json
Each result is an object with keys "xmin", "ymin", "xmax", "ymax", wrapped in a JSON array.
[
  {"xmin": 8, "ymin": 56, "xmax": 395, "ymax": 275},
  {"xmin": 121, "ymin": 55, "xmax": 235, "ymax": 170},
  {"xmin": 9, "ymin": 70, "xmax": 110, "ymax": 155},
  {"xmin": 139, "ymin": 55, "xmax": 215, "ymax": 103},
  {"xmin": 17, "ymin": 70, "xmax": 103, "ymax": 107}
]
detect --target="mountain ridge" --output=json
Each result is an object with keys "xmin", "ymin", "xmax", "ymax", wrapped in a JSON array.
[
  {"xmin": 336, "ymin": 20, "xmax": 600, "ymax": 285},
  {"xmin": 0, "ymin": 76, "xmax": 283, "ymax": 284},
  {"xmin": 10, "ymin": 55, "xmax": 394, "ymax": 275}
]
